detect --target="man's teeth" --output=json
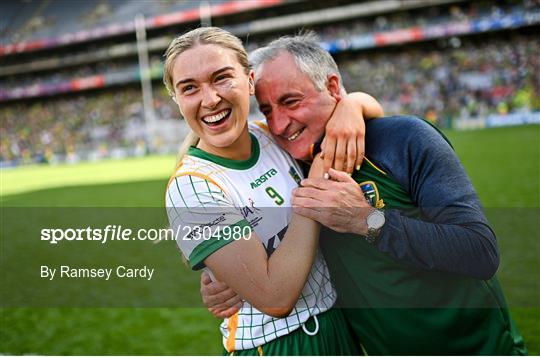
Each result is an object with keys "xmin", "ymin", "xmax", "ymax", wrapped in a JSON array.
[
  {"xmin": 203, "ymin": 110, "xmax": 230, "ymax": 123},
  {"xmin": 288, "ymin": 130, "xmax": 301, "ymax": 141}
]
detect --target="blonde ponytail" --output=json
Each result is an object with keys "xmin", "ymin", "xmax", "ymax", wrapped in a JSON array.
[
  {"xmin": 176, "ymin": 130, "xmax": 199, "ymax": 165},
  {"xmin": 171, "ymin": 129, "xmax": 199, "ymax": 267}
]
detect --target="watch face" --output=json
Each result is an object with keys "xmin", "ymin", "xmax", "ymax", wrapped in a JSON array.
[{"xmin": 367, "ymin": 210, "xmax": 385, "ymax": 229}]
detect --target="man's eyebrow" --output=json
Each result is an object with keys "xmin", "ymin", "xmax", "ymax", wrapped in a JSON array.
[{"xmin": 175, "ymin": 66, "xmax": 235, "ymax": 88}]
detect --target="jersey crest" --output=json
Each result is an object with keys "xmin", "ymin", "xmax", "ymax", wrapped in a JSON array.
[
  {"xmin": 359, "ymin": 181, "xmax": 385, "ymax": 209},
  {"xmin": 288, "ymin": 166, "xmax": 302, "ymax": 186}
]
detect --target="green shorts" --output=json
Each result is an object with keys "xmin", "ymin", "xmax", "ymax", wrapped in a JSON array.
[{"xmin": 224, "ymin": 308, "xmax": 359, "ymax": 356}]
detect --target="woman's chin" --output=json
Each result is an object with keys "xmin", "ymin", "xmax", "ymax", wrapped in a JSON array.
[{"xmin": 205, "ymin": 134, "xmax": 239, "ymax": 150}]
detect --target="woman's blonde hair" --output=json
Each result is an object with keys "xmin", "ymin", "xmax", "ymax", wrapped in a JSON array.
[{"xmin": 163, "ymin": 27, "xmax": 250, "ymax": 165}]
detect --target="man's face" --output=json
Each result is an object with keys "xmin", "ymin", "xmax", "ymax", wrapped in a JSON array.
[{"xmin": 255, "ymin": 52, "xmax": 339, "ymax": 161}]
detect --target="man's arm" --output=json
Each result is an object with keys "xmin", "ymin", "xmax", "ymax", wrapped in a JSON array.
[
  {"xmin": 294, "ymin": 116, "xmax": 499, "ymax": 280},
  {"xmin": 372, "ymin": 116, "xmax": 499, "ymax": 279}
]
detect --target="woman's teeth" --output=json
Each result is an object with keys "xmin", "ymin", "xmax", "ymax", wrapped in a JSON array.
[{"xmin": 203, "ymin": 109, "xmax": 230, "ymax": 123}]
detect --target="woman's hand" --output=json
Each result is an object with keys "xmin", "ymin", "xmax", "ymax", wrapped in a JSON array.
[
  {"xmin": 200, "ymin": 271, "xmax": 242, "ymax": 319},
  {"xmin": 321, "ymin": 92, "xmax": 384, "ymax": 174},
  {"xmin": 308, "ymin": 154, "xmax": 325, "ymax": 179}
]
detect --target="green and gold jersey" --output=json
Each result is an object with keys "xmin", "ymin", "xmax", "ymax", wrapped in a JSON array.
[
  {"xmin": 321, "ymin": 150, "xmax": 525, "ymax": 355},
  {"xmin": 166, "ymin": 122, "xmax": 336, "ymax": 353}
]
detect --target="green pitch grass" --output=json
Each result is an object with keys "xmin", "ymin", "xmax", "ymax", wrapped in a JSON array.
[
  {"xmin": 1, "ymin": 155, "xmax": 175, "ymax": 198},
  {"xmin": 1, "ymin": 125, "xmax": 539, "ymax": 355}
]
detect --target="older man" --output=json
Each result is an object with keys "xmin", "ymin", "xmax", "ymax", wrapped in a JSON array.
[{"xmin": 202, "ymin": 35, "xmax": 526, "ymax": 355}]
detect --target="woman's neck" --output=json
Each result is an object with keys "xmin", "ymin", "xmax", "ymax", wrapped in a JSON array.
[{"xmin": 197, "ymin": 129, "xmax": 252, "ymax": 161}]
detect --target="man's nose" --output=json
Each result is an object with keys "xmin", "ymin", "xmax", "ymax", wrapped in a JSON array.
[
  {"xmin": 201, "ymin": 85, "xmax": 221, "ymax": 108},
  {"xmin": 269, "ymin": 108, "xmax": 291, "ymax": 136}
]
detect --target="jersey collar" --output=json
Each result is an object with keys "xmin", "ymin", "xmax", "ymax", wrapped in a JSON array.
[{"xmin": 187, "ymin": 133, "xmax": 260, "ymax": 170}]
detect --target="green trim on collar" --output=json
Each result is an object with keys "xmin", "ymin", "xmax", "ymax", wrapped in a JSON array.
[{"xmin": 187, "ymin": 133, "xmax": 260, "ymax": 170}]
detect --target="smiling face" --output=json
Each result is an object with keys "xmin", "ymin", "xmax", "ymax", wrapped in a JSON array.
[
  {"xmin": 171, "ymin": 44, "xmax": 254, "ymax": 156},
  {"xmin": 255, "ymin": 52, "xmax": 340, "ymax": 161}
]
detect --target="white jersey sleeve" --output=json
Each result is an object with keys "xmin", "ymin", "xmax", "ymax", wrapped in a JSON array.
[{"xmin": 166, "ymin": 174, "xmax": 249, "ymax": 270}]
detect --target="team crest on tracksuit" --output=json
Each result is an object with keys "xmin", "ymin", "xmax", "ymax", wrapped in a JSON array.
[
  {"xmin": 359, "ymin": 181, "xmax": 385, "ymax": 208},
  {"xmin": 288, "ymin": 166, "xmax": 302, "ymax": 186}
]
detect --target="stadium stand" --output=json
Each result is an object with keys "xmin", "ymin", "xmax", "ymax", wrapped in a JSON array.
[
  {"xmin": 1, "ymin": 0, "xmax": 539, "ymax": 165},
  {"xmin": 2, "ymin": 0, "xmax": 231, "ymax": 44}
]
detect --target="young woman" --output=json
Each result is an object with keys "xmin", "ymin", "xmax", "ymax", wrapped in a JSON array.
[{"xmin": 164, "ymin": 27, "xmax": 381, "ymax": 355}]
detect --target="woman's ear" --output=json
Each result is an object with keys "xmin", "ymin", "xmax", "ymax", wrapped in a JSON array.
[{"xmin": 248, "ymin": 70, "xmax": 255, "ymax": 95}]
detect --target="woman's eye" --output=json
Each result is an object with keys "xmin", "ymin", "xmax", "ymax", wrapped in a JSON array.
[{"xmin": 215, "ymin": 74, "xmax": 230, "ymax": 82}]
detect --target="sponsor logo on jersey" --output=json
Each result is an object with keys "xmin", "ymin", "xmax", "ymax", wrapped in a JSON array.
[
  {"xmin": 241, "ymin": 198, "xmax": 262, "ymax": 228},
  {"xmin": 250, "ymin": 168, "xmax": 278, "ymax": 189},
  {"xmin": 263, "ymin": 226, "xmax": 287, "ymax": 256},
  {"xmin": 288, "ymin": 166, "xmax": 302, "ymax": 186},
  {"xmin": 359, "ymin": 181, "xmax": 385, "ymax": 208},
  {"xmin": 184, "ymin": 214, "xmax": 226, "ymax": 240}
]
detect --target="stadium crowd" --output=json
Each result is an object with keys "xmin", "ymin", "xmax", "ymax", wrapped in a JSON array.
[
  {"xmin": 0, "ymin": 61, "xmax": 140, "ymax": 92},
  {"xmin": 1, "ymin": 0, "xmax": 539, "ymax": 164},
  {"xmin": 314, "ymin": 0, "xmax": 539, "ymax": 43},
  {"xmin": 4, "ymin": 0, "xmax": 537, "ymax": 91},
  {"xmin": 340, "ymin": 35, "xmax": 539, "ymax": 126},
  {"xmin": 1, "ymin": 33, "xmax": 538, "ymax": 164},
  {"xmin": 240, "ymin": 0, "xmax": 538, "ymax": 51},
  {"xmin": 0, "ymin": 86, "xmax": 179, "ymax": 164}
]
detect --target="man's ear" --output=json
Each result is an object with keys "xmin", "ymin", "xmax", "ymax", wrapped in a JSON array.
[
  {"xmin": 248, "ymin": 70, "xmax": 255, "ymax": 95},
  {"xmin": 326, "ymin": 74, "xmax": 342, "ymax": 101}
]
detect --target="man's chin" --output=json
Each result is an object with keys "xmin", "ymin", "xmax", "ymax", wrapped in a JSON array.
[
  {"xmin": 289, "ymin": 149, "xmax": 311, "ymax": 162},
  {"xmin": 276, "ymin": 140, "xmax": 310, "ymax": 161}
]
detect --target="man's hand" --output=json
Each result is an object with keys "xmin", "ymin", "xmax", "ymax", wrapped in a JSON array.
[
  {"xmin": 292, "ymin": 168, "xmax": 373, "ymax": 235},
  {"xmin": 201, "ymin": 271, "xmax": 242, "ymax": 319}
]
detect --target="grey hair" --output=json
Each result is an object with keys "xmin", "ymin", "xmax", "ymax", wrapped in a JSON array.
[{"xmin": 250, "ymin": 32, "xmax": 344, "ymax": 92}]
